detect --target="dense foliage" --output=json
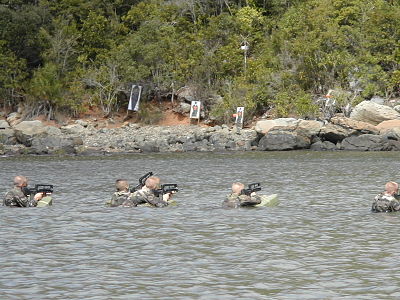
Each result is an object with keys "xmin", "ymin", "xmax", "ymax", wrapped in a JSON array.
[{"xmin": 0, "ymin": 0, "xmax": 399, "ymax": 122}]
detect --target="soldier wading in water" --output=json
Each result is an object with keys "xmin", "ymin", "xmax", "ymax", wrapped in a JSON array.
[
  {"xmin": 3, "ymin": 176, "xmax": 44, "ymax": 207},
  {"xmin": 372, "ymin": 181, "xmax": 400, "ymax": 213},
  {"xmin": 223, "ymin": 182, "xmax": 261, "ymax": 208}
]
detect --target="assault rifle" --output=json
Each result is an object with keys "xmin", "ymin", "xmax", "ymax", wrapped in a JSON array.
[
  {"xmin": 241, "ymin": 183, "xmax": 261, "ymax": 196},
  {"xmin": 23, "ymin": 184, "xmax": 54, "ymax": 196},
  {"xmin": 131, "ymin": 172, "xmax": 153, "ymax": 192},
  {"xmin": 153, "ymin": 184, "xmax": 179, "ymax": 197}
]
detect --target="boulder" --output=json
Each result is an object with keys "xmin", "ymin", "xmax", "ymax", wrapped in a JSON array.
[
  {"xmin": 176, "ymin": 86, "xmax": 196, "ymax": 103},
  {"xmin": 376, "ymin": 120, "xmax": 400, "ymax": 134},
  {"xmin": 393, "ymin": 105, "xmax": 400, "ymax": 113},
  {"xmin": 173, "ymin": 102, "xmax": 191, "ymax": 114},
  {"xmin": 3, "ymin": 144, "xmax": 26, "ymax": 155},
  {"xmin": 61, "ymin": 124, "xmax": 86, "ymax": 135},
  {"xmin": 350, "ymin": 101, "xmax": 400, "ymax": 125},
  {"xmin": 296, "ymin": 120, "xmax": 323, "ymax": 138},
  {"xmin": 44, "ymin": 126, "xmax": 62, "ymax": 136},
  {"xmin": 7, "ymin": 112, "xmax": 21, "ymax": 126},
  {"xmin": 0, "ymin": 120, "xmax": 10, "ymax": 129},
  {"xmin": 255, "ymin": 118, "xmax": 299, "ymax": 134},
  {"xmin": 340, "ymin": 134, "xmax": 389, "ymax": 151},
  {"xmin": 139, "ymin": 141, "xmax": 160, "ymax": 152},
  {"xmin": 310, "ymin": 141, "xmax": 337, "ymax": 151},
  {"xmin": 381, "ymin": 127, "xmax": 400, "ymax": 141},
  {"xmin": 330, "ymin": 116, "xmax": 379, "ymax": 134},
  {"xmin": 319, "ymin": 123, "xmax": 355, "ymax": 143},
  {"xmin": 31, "ymin": 135, "xmax": 79, "ymax": 154},
  {"xmin": 0, "ymin": 128, "xmax": 16, "ymax": 144},
  {"xmin": 14, "ymin": 120, "xmax": 46, "ymax": 146},
  {"xmin": 258, "ymin": 126, "xmax": 310, "ymax": 151}
]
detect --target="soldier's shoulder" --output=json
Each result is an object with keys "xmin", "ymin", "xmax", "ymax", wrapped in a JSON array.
[
  {"xmin": 374, "ymin": 193, "xmax": 390, "ymax": 201},
  {"xmin": 5, "ymin": 187, "xmax": 21, "ymax": 197},
  {"xmin": 226, "ymin": 193, "xmax": 239, "ymax": 200}
]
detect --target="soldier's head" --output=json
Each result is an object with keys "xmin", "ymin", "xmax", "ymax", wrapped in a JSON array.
[
  {"xmin": 385, "ymin": 181, "xmax": 399, "ymax": 195},
  {"xmin": 145, "ymin": 176, "xmax": 160, "ymax": 190},
  {"xmin": 115, "ymin": 179, "xmax": 129, "ymax": 192},
  {"xmin": 232, "ymin": 182, "xmax": 245, "ymax": 194},
  {"xmin": 13, "ymin": 176, "xmax": 28, "ymax": 188}
]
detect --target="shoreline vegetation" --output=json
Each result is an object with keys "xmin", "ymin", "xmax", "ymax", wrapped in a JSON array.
[{"xmin": 0, "ymin": 0, "xmax": 399, "ymax": 155}]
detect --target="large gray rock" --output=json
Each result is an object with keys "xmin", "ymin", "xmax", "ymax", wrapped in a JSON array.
[
  {"xmin": 2, "ymin": 144, "xmax": 27, "ymax": 155},
  {"xmin": 340, "ymin": 134, "xmax": 394, "ymax": 151},
  {"xmin": 382, "ymin": 127, "xmax": 400, "ymax": 141},
  {"xmin": 350, "ymin": 101, "xmax": 400, "ymax": 125},
  {"xmin": 61, "ymin": 124, "xmax": 86, "ymax": 135},
  {"xmin": 258, "ymin": 126, "xmax": 310, "ymax": 150},
  {"xmin": 31, "ymin": 136, "xmax": 83, "ymax": 154},
  {"xmin": 0, "ymin": 128, "xmax": 16, "ymax": 145},
  {"xmin": 14, "ymin": 120, "xmax": 46, "ymax": 146},
  {"xmin": 0, "ymin": 120, "xmax": 10, "ymax": 129},
  {"xmin": 176, "ymin": 86, "xmax": 196, "ymax": 103},
  {"xmin": 310, "ymin": 141, "xmax": 337, "ymax": 151},
  {"xmin": 255, "ymin": 118, "xmax": 299, "ymax": 134},
  {"xmin": 319, "ymin": 123, "xmax": 355, "ymax": 143},
  {"xmin": 139, "ymin": 141, "xmax": 161, "ymax": 152},
  {"xmin": 173, "ymin": 102, "xmax": 191, "ymax": 114}
]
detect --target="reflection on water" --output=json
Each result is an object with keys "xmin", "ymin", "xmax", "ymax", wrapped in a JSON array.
[{"xmin": 0, "ymin": 151, "xmax": 399, "ymax": 299}]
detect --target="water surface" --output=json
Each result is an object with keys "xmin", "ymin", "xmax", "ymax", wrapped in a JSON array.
[{"xmin": 0, "ymin": 151, "xmax": 399, "ymax": 299}]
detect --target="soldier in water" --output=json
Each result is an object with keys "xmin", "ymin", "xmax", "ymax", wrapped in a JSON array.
[
  {"xmin": 223, "ymin": 182, "xmax": 261, "ymax": 208},
  {"xmin": 123, "ymin": 176, "xmax": 172, "ymax": 207},
  {"xmin": 3, "ymin": 175, "xmax": 44, "ymax": 207},
  {"xmin": 371, "ymin": 181, "xmax": 400, "ymax": 212},
  {"xmin": 105, "ymin": 179, "xmax": 131, "ymax": 207}
]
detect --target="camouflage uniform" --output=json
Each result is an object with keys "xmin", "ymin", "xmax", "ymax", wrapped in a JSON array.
[
  {"xmin": 371, "ymin": 193, "xmax": 400, "ymax": 213},
  {"xmin": 222, "ymin": 193, "xmax": 261, "ymax": 208},
  {"xmin": 125, "ymin": 186, "xmax": 169, "ymax": 207},
  {"xmin": 3, "ymin": 187, "xmax": 37, "ymax": 207},
  {"xmin": 105, "ymin": 191, "xmax": 131, "ymax": 207}
]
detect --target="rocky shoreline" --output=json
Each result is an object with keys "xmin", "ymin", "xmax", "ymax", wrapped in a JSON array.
[{"xmin": 1, "ymin": 100, "xmax": 400, "ymax": 155}]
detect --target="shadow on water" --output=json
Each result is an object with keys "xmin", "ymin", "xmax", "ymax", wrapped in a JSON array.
[{"xmin": 0, "ymin": 151, "xmax": 399, "ymax": 299}]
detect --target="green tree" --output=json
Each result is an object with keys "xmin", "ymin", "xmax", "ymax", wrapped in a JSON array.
[{"xmin": 0, "ymin": 41, "xmax": 27, "ymax": 107}]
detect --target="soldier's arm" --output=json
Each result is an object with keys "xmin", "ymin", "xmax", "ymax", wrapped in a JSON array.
[
  {"xmin": 239, "ymin": 193, "xmax": 261, "ymax": 206},
  {"xmin": 223, "ymin": 194, "xmax": 239, "ymax": 208},
  {"xmin": 390, "ymin": 199, "xmax": 400, "ymax": 212},
  {"xmin": 3, "ymin": 191, "xmax": 14, "ymax": 206},
  {"xmin": 14, "ymin": 195, "xmax": 30, "ymax": 207},
  {"xmin": 146, "ymin": 193, "xmax": 169, "ymax": 207},
  {"xmin": 106, "ymin": 193, "xmax": 118, "ymax": 207},
  {"xmin": 130, "ymin": 191, "xmax": 147, "ymax": 206},
  {"xmin": 27, "ymin": 197, "xmax": 38, "ymax": 207}
]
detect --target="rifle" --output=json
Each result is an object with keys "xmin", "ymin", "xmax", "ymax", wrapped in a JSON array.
[
  {"xmin": 241, "ymin": 183, "xmax": 261, "ymax": 196},
  {"xmin": 23, "ymin": 184, "xmax": 54, "ymax": 196},
  {"xmin": 153, "ymin": 184, "xmax": 179, "ymax": 197},
  {"xmin": 131, "ymin": 172, "xmax": 153, "ymax": 192}
]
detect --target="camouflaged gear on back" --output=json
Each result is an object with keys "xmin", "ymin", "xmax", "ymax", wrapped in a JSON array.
[
  {"xmin": 222, "ymin": 193, "xmax": 261, "ymax": 208},
  {"xmin": 105, "ymin": 191, "xmax": 131, "ymax": 207},
  {"xmin": 371, "ymin": 193, "xmax": 400, "ymax": 213},
  {"xmin": 3, "ymin": 187, "xmax": 37, "ymax": 207},
  {"xmin": 127, "ymin": 187, "xmax": 169, "ymax": 207}
]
